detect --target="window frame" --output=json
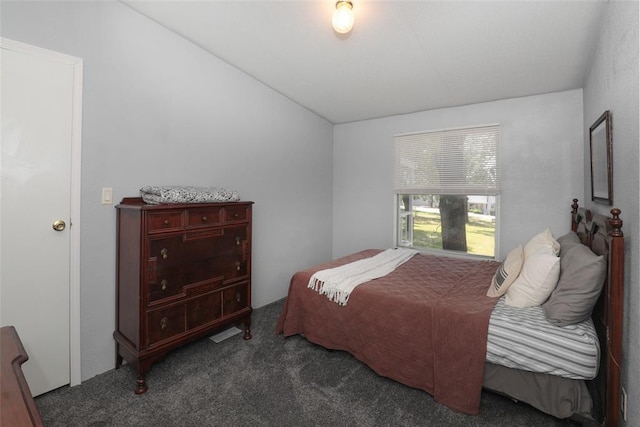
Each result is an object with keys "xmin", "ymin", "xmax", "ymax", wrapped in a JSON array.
[{"xmin": 393, "ymin": 124, "xmax": 501, "ymax": 259}]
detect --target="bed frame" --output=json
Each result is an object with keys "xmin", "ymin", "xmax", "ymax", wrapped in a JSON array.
[{"xmin": 570, "ymin": 199, "xmax": 624, "ymax": 427}]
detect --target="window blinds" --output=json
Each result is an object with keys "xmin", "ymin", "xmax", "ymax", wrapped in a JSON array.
[{"xmin": 394, "ymin": 125, "xmax": 500, "ymax": 195}]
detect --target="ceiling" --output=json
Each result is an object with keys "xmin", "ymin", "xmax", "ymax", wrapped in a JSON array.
[{"xmin": 121, "ymin": 0, "xmax": 607, "ymax": 124}]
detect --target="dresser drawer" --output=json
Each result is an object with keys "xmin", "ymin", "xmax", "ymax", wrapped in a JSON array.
[
  {"xmin": 146, "ymin": 305, "xmax": 185, "ymax": 346},
  {"xmin": 186, "ymin": 255, "xmax": 248, "ymax": 283},
  {"xmin": 225, "ymin": 205, "xmax": 249, "ymax": 223},
  {"xmin": 186, "ymin": 207, "xmax": 223, "ymax": 228},
  {"xmin": 148, "ymin": 237, "xmax": 184, "ymax": 268},
  {"xmin": 184, "ymin": 226, "xmax": 247, "ymax": 258},
  {"xmin": 186, "ymin": 292, "xmax": 222, "ymax": 330},
  {"xmin": 223, "ymin": 282, "xmax": 250, "ymax": 317},
  {"xmin": 181, "ymin": 226, "xmax": 249, "ymax": 282},
  {"xmin": 147, "ymin": 267, "xmax": 183, "ymax": 304},
  {"xmin": 147, "ymin": 211, "xmax": 183, "ymax": 233}
]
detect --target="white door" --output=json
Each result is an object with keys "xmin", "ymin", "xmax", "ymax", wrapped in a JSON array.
[{"xmin": 0, "ymin": 39, "xmax": 82, "ymax": 396}]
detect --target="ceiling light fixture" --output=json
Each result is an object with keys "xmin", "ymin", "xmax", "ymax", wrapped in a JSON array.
[{"xmin": 332, "ymin": 1, "xmax": 354, "ymax": 34}]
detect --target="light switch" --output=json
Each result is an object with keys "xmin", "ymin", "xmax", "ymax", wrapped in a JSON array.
[{"xmin": 102, "ymin": 187, "xmax": 113, "ymax": 205}]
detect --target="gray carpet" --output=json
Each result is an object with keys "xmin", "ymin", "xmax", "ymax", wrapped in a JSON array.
[{"xmin": 36, "ymin": 299, "xmax": 579, "ymax": 426}]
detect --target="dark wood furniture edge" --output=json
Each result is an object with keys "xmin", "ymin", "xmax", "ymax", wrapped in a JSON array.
[
  {"xmin": 570, "ymin": 199, "xmax": 624, "ymax": 427},
  {"xmin": 605, "ymin": 208, "xmax": 623, "ymax": 427},
  {"xmin": 1, "ymin": 326, "xmax": 44, "ymax": 426}
]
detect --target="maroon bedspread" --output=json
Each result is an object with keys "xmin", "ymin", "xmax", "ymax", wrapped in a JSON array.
[{"xmin": 276, "ymin": 249, "xmax": 500, "ymax": 415}]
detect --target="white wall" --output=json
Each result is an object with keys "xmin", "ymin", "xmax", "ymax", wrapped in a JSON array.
[
  {"xmin": 582, "ymin": 1, "xmax": 639, "ymax": 425},
  {"xmin": 333, "ymin": 90, "xmax": 584, "ymax": 259},
  {"xmin": 1, "ymin": 1, "xmax": 334, "ymax": 382}
]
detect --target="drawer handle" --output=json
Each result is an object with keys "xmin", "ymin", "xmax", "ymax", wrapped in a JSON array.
[
  {"xmin": 235, "ymin": 261, "xmax": 241, "ymax": 271},
  {"xmin": 160, "ymin": 317, "xmax": 168, "ymax": 330},
  {"xmin": 201, "ymin": 216, "xmax": 207, "ymax": 222},
  {"xmin": 236, "ymin": 292, "xmax": 241, "ymax": 303},
  {"xmin": 236, "ymin": 236, "xmax": 241, "ymax": 246},
  {"xmin": 160, "ymin": 279, "xmax": 168, "ymax": 291},
  {"xmin": 163, "ymin": 219, "xmax": 170, "ymax": 225},
  {"xmin": 161, "ymin": 248, "xmax": 168, "ymax": 260},
  {"xmin": 233, "ymin": 213, "xmax": 240, "ymax": 218}
]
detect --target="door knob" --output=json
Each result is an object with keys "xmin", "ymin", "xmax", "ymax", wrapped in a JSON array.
[{"xmin": 52, "ymin": 220, "xmax": 66, "ymax": 231}]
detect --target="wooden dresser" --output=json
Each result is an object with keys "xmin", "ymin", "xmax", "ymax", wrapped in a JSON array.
[
  {"xmin": 114, "ymin": 197, "xmax": 253, "ymax": 394},
  {"xmin": 1, "ymin": 326, "xmax": 44, "ymax": 426}
]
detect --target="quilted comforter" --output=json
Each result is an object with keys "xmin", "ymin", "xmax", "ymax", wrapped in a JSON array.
[{"xmin": 276, "ymin": 249, "xmax": 500, "ymax": 415}]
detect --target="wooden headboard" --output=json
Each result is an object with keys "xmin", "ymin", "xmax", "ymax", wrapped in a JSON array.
[{"xmin": 570, "ymin": 199, "xmax": 624, "ymax": 427}]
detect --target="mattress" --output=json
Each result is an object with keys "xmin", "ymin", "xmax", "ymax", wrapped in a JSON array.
[{"xmin": 486, "ymin": 297, "xmax": 599, "ymax": 380}]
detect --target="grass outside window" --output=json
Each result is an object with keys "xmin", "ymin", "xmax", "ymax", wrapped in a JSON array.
[{"xmin": 400, "ymin": 209, "xmax": 495, "ymax": 257}]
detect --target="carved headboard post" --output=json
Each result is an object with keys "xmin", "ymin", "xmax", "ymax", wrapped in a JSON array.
[
  {"xmin": 571, "ymin": 199, "xmax": 579, "ymax": 232},
  {"xmin": 572, "ymin": 199, "xmax": 625, "ymax": 426},
  {"xmin": 606, "ymin": 208, "xmax": 624, "ymax": 427},
  {"xmin": 609, "ymin": 208, "xmax": 623, "ymax": 237}
]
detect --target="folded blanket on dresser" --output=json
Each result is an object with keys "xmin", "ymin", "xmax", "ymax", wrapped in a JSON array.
[{"xmin": 140, "ymin": 185, "xmax": 240, "ymax": 205}]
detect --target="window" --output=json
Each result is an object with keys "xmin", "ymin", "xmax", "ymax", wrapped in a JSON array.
[{"xmin": 394, "ymin": 125, "xmax": 500, "ymax": 258}]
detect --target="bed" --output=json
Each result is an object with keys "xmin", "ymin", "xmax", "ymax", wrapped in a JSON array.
[{"xmin": 276, "ymin": 199, "xmax": 624, "ymax": 426}]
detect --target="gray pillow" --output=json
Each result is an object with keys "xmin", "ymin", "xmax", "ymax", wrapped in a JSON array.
[
  {"xmin": 542, "ymin": 242, "xmax": 606, "ymax": 326},
  {"xmin": 556, "ymin": 231, "xmax": 581, "ymax": 255}
]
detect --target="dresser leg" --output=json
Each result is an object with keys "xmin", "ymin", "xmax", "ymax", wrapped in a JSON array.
[
  {"xmin": 115, "ymin": 344, "xmax": 123, "ymax": 369},
  {"xmin": 135, "ymin": 374, "xmax": 148, "ymax": 394},
  {"xmin": 243, "ymin": 316, "xmax": 252, "ymax": 340}
]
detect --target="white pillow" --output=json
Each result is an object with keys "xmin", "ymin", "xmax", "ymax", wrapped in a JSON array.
[
  {"xmin": 523, "ymin": 228, "xmax": 560, "ymax": 258},
  {"xmin": 505, "ymin": 250, "xmax": 560, "ymax": 308}
]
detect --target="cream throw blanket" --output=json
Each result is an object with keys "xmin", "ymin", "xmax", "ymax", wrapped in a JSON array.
[{"xmin": 308, "ymin": 248, "xmax": 419, "ymax": 306}]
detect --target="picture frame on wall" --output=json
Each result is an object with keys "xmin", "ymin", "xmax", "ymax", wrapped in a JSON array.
[{"xmin": 589, "ymin": 110, "xmax": 613, "ymax": 205}]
